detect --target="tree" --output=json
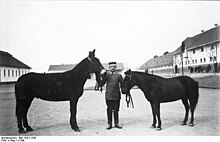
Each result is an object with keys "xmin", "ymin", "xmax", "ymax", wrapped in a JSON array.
[{"xmin": 205, "ymin": 44, "xmax": 218, "ymax": 74}]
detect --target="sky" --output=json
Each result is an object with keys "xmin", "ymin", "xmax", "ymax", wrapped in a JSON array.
[{"xmin": 0, "ymin": 0, "xmax": 220, "ymax": 72}]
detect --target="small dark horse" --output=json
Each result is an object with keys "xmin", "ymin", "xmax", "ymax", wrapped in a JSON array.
[
  {"xmin": 121, "ymin": 69, "xmax": 199, "ymax": 131},
  {"xmin": 15, "ymin": 49, "xmax": 104, "ymax": 133}
]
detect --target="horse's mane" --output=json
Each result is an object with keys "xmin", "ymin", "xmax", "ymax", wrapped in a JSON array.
[
  {"xmin": 132, "ymin": 71, "xmax": 164, "ymax": 79},
  {"xmin": 65, "ymin": 58, "xmax": 89, "ymax": 75}
]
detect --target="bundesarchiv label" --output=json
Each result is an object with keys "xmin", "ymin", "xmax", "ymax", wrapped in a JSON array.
[{"xmin": 1, "ymin": 136, "xmax": 36, "ymax": 142}]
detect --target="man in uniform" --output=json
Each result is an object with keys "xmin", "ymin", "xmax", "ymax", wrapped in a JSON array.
[{"xmin": 99, "ymin": 62, "xmax": 123, "ymax": 130}]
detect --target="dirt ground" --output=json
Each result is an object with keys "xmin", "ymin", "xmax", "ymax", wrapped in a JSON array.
[{"xmin": 0, "ymin": 82, "xmax": 219, "ymax": 136}]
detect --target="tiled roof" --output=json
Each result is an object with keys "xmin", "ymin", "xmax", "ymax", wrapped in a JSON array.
[
  {"xmin": 0, "ymin": 50, "xmax": 31, "ymax": 69},
  {"xmin": 139, "ymin": 52, "xmax": 174, "ymax": 69},
  {"xmin": 175, "ymin": 25, "xmax": 220, "ymax": 54},
  {"xmin": 188, "ymin": 25, "xmax": 220, "ymax": 50},
  {"xmin": 48, "ymin": 64, "xmax": 76, "ymax": 72}
]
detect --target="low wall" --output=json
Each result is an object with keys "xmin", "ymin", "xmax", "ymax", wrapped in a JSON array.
[{"xmin": 148, "ymin": 63, "xmax": 220, "ymax": 75}]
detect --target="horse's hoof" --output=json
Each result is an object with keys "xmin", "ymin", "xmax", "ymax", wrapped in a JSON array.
[
  {"xmin": 18, "ymin": 129, "xmax": 26, "ymax": 134},
  {"xmin": 189, "ymin": 123, "xmax": 194, "ymax": 127},
  {"xmin": 150, "ymin": 125, "xmax": 156, "ymax": 129},
  {"xmin": 26, "ymin": 126, "xmax": 33, "ymax": 132},
  {"xmin": 74, "ymin": 129, "xmax": 81, "ymax": 132},
  {"xmin": 155, "ymin": 127, "xmax": 162, "ymax": 131},
  {"xmin": 72, "ymin": 127, "xmax": 81, "ymax": 132},
  {"xmin": 181, "ymin": 122, "xmax": 187, "ymax": 125}
]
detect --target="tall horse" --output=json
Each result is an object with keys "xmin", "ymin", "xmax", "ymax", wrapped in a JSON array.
[
  {"xmin": 121, "ymin": 69, "xmax": 199, "ymax": 131},
  {"xmin": 15, "ymin": 49, "xmax": 104, "ymax": 133}
]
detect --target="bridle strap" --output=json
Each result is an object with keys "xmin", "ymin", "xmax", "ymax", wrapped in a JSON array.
[
  {"xmin": 126, "ymin": 92, "xmax": 134, "ymax": 108},
  {"xmin": 87, "ymin": 57, "xmax": 94, "ymax": 64}
]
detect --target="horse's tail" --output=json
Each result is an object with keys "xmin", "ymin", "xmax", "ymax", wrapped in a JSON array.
[{"xmin": 191, "ymin": 81, "xmax": 199, "ymax": 110}]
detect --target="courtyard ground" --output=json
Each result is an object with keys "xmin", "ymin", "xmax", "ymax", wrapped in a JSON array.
[{"xmin": 0, "ymin": 82, "xmax": 219, "ymax": 136}]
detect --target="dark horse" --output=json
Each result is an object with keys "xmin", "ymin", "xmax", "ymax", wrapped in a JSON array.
[
  {"xmin": 15, "ymin": 49, "xmax": 104, "ymax": 133},
  {"xmin": 121, "ymin": 69, "xmax": 199, "ymax": 131}
]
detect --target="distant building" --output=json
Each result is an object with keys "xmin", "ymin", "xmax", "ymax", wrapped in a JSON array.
[
  {"xmin": 48, "ymin": 62, "xmax": 124, "ymax": 73},
  {"xmin": 102, "ymin": 62, "xmax": 124, "ymax": 74},
  {"xmin": 139, "ymin": 52, "xmax": 174, "ymax": 75},
  {"xmin": 0, "ymin": 51, "xmax": 31, "ymax": 83},
  {"xmin": 139, "ymin": 25, "xmax": 220, "ymax": 75},
  {"xmin": 173, "ymin": 25, "xmax": 220, "ymax": 74},
  {"xmin": 48, "ymin": 64, "xmax": 76, "ymax": 73}
]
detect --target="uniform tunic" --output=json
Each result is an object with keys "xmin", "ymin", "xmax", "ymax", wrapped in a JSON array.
[{"xmin": 100, "ymin": 72, "xmax": 123, "ymax": 100}]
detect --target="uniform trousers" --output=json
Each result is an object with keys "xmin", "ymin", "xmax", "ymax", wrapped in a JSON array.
[{"xmin": 106, "ymin": 100, "xmax": 120, "ymax": 125}]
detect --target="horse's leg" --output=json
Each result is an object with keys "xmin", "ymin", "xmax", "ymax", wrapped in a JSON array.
[
  {"xmin": 70, "ymin": 98, "xmax": 80, "ymax": 132},
  {"xmin": 150, "ymin": 102, "xmax": 156, "ymax": 128},
  {"xmin": 22, "ymin": 97, "xmax": 34, "ymax": 132},
  {"xmin": 189, "ymin": 99, "xmax": 195, "ymax": 127},
  {"xmin": 153, "ymin": 102, "xmax": 162, "ymax": 131},
  {"xmin": 16, "ymin": 99, "xmax": 25, "ymax": 134},
  {"xmin": 181, "ymin": 98, "xmax": 189, "ymax": 125}
]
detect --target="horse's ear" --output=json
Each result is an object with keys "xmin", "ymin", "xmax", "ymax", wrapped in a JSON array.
[
  {"xmin": 128, "ymin": 69, "xmax": 132, "ymax": 74},
  {"xmin": 92, "ymin": 49, "xmax": 96, "ymax": 55},
  {"xmin": 89, "ymin": 49, "xmax": 96, "ymax": 58},
  {"xmin": 124, "ymin": 69, "xmax": 131, "ymax": 75}
]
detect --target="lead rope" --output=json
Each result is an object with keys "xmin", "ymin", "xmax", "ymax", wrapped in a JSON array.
[
  {"xmin": 95, "ymin": 82, "xmax": 103, "ymax": 93},
  {"xmin": 126, "ymin": 92, "xmax": 134, "ymax": 108}
]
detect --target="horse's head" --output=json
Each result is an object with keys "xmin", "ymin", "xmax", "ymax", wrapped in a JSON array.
[
  {"xmin": 121, "ymin": 69, "xmax": 136, "ymax": 94},
  {"xmin": 87, "ymin": 49, "xmax": 105, "ymax": 85}
]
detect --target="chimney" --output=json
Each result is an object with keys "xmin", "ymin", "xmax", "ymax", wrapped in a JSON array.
[
  {"xmin": 214, "ymin": 24, "xmax": 218, "ymax": 27},
  {"xmin": 154, "ymin": 55, "xmax": 158, "ymax": 58},
  {"xmin": 163, "ymin": 51, "xmax": 169, "ymax": 55},
  {"xmin": 201, "ymin": 30, "xmax": 205, "ymax": 33}
]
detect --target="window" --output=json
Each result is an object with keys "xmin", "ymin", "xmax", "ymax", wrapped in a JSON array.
[
  {"xmin": 200, "ymin": 59, "xmax": 203, "ymax": 63},
  {"xmin": 16, "ymin": 70, "xmax": 17, "ymax": 77},
  {"xmin": 195, "ymin": 59, "xmax": 197, "ymax": 64},
  {"xmin": 193, "ymin": 49, "xmax": 195, "ymax": 54},
  {"xmin": 210, "ymin": 57, "xmax": 212, "ymax": 62},
  {"xmin": 211, "ymin": 45, "xmax": 216, "ymax": 50},
  {"xmin": 204, "ymin": 58, "xmax": 206, "ymax": 62},
  {"xmin": 4, "ymin": 69, "xmax": 6, "ymax": 77},
  {"xmin": 201, "ymin": 47, "xmax": 204, "ymax": 52},
  {"xmin": 12, "ymin": 70, "xmax": 14, "ymax": 77},
  {"xmin": 8, "ymin": 70, "xmax": 10, "ymax": 77},
  {"xmin": 192, "ymin": 60, "xmax": 194, "ymax": 64}
]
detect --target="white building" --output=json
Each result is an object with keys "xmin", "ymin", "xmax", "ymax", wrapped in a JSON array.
[
  {"xmin": 48, "ymin": 62, "xmax": 124, "ymax": 73},
  {"xmin": 0, "ymin": 51, "xmax": 31, "ymax": 83},
  {"xmin": 173, "ymin": 25, "xmax": 220, "ymax": 74},
  {"xmin": 139, "ymin": 51, "xmax": 174, "ymax": 75},
  {"xmin": 139, "ymin": 25, "xmax": 220, "ymax": 75}
]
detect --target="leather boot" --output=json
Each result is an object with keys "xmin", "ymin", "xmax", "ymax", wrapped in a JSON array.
[
  {"xmin": 114, "ymin": 111, "xmax": 122, "ymax": 129},
  {"xmin": 106, "ymin": 109, "xmax": 112, "ymax": 130}
]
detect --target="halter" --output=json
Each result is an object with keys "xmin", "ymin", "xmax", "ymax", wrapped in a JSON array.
[
  {"xmin": 87, "ymin": 57, "xmax": 93, "ymax": 65},
  {"xmin": 88, "ymin": 57, "xmax": 104, "ymax": 92},
  {"xmin": 126, "ymin": 75, "xmax": 132, "ymax": 81}
]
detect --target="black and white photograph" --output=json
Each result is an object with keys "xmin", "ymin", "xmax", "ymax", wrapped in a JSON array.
[{"xmin": 0, "ymin": 0, "xmax": 219, "ymax": 138}]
